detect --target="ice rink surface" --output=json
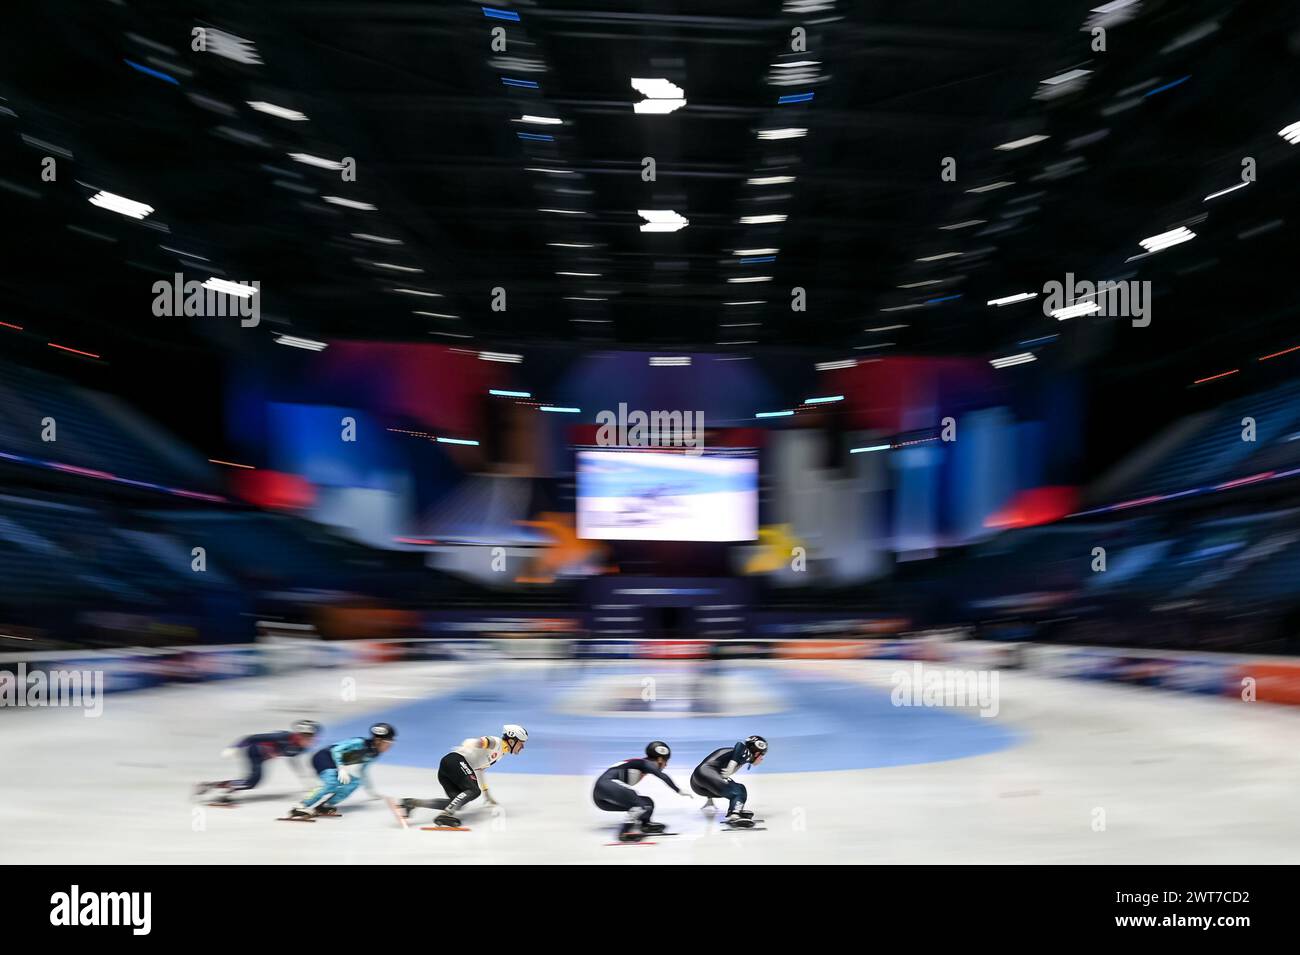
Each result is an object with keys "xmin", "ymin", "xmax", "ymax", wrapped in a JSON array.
[{"xmin": 4, "ymin": 658, "xmax": 1300, "ymax": 864}]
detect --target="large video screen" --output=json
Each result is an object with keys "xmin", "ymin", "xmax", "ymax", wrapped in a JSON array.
[{"xmin": 576, "ymin": 448, "xmax": 758, "ymax": 541}]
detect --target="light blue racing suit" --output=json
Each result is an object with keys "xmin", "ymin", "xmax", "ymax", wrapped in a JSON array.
[{"xmin": 299, "ymin": 737, "xmax": 380, "ymax": 808}]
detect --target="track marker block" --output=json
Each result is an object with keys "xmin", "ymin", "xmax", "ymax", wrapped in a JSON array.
[{"xmin": 385, "ymin": 797, "xmax": 409, "ymax": 830}]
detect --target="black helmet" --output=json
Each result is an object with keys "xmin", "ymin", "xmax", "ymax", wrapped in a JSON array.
[
  {"xmin": 745, "ymin": 735, "xmax": 768, "ymax": 758},
  {"xmin": 645, "ymin": 741, "xmax": 671, "ymax": 761},
  {"xmin": 369, "ymin": 722, "xmax": 397, "ymax": 742},
  {"xmin": 291, "ymin": 719, "xmax": 322, "ymax": 736}
]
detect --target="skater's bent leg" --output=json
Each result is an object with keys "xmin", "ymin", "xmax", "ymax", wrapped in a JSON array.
[
  {"xmin": 635, "ymin": 795, "xmax": 655, "ymax": 824},
  {"xmin": 594, "ymin": 780, "xmax": 651, "ymax": 825},
  {"xmin": 229, "ymin": 757, "xmax": 264, "ymax": 792},
  {"xmin": 690, "ymin": 767, "xmax": 727, "ymax": 799},
  {"xmin": 209, "ymin": 755, "xmax": 264, "ymax": 794},
  {"xmin": 298, "ymin": 769, "xmax": 342, "ymax": 809},
  {"xmin": 593, "ymin": 779, "xmax": 637, "ymax": 812},
  {"xmin": 693, "ymin": 766, "xmax": 748, "ymax": 815},
  {"xmin": 443, "ymin": 780, "xmax": 481, "ymax": 815},
  {"xmin": 407, "ymin": 797, "xmax": 450, "ymax": 810},
  {"xmin": 323, "ymin": 777, "xmax": 362, "ymax": 807},
  {"xmin": 430, "ymin": 753, "xmax": 480, "ymax": 817},
  {"xmin": 725, "ymin": 781, "xmax": 748, "ymax": 815}
]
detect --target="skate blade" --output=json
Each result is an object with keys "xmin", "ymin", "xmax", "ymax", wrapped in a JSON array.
[
  {"xmin": 205, "ymin": 802, "xmax": 238, "ymax": 809},
  {"xmin": 277, "ymin": 816, "xmax": 316, "ymax": 823},
  {"xmin": 420, "ymin": 825, "xmax": 470, "ymax": 831},
  {"xmin": 722, "ymin": 825, "xmax": 767, "ymax": 831},
  {"xmin": 606, "ymin": 840, "xmax": 656, "ymax": 846}
]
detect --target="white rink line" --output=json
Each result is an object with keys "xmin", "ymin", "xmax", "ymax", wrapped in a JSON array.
[{"xmin": 2, "ymin": 659, "xmax": 1300, "ymax": 863}]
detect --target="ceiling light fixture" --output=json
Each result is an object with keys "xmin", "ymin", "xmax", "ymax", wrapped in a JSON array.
[
  {"xmin": 995, "ymin": 135, "xmax": 1049, "ymax": 150},
  {"xmin": 288, "ymin": 152, "xmax": 344, "ymax": 170},
  {"xmin": 631, "ymin": 77, "xmax": 686, "ymax": 115},
  {"xmin": 275, "ymin": 335, "xmax": 327, "ymax": 351},
  {"xmin": 638, "ymin": 209, "xmax": 689, "ymax": 232},
  {"xmin": 987, "ymin": 292, "xmax": 1038, "ymax": 306},
  {"xmin": 1139, "ymin": 226, "xmax": 1196, "ymax": 252},
  {"xmin": 88, "ymin": 190, "xmax": 153, "ymax": 219},
  {"xmin": 990, "ymin": 352, "xmax": 1036, "ymax": 368},
  {"xmin": 248, "ymin": 101, "xmax": 308, "ymax": 121},
  {"xmin": 323, "ymin": 196, "xmax": 377, "ymax": 210}
]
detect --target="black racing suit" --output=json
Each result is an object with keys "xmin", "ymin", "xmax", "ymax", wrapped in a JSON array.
[{"xmin": 592, "ymin": 757, "xmax": 682, "ymax": 824}]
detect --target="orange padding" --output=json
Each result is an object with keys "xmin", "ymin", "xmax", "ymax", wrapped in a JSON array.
[{"xmin": 1230, "ymin": 663, "xmax": 1300, "ymax": 704}]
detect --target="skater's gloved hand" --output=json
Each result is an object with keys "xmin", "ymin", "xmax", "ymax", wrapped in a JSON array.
[
  {"xmin": 678, "ymin": 790, "xmax": 695, "ymax": 801},
  {"xmin": 483, "ymin": 790, "xmax": 499, "ymax": 807},
  {"xmin": 221, "ymin": 747, "xmax": 237, "ymax": 758},
  {"xmin": 337, "ymin": 766, "xmax": 354, "ymax": 785}
]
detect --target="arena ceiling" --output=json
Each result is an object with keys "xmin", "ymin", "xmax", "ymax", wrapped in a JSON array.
[{"xmin": 3, "ymin": 0, "xmax": 1300, "ymax": 394}]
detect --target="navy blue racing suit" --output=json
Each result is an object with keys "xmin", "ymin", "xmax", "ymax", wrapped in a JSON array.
[
  {"xmin": 225, "ymin": 731, "xmax": 310, "ymax": 791},
  {"xmin": 690, "ymin": 742, "xmax": 756, "ymax": 814}
]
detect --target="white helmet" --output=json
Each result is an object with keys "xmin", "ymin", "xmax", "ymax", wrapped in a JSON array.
[
  {"xmin": 503, "ymin": 724, "xmax": 528, "ymax": 742},
  {"xmin": 503, "ymin": 724, "xmax": 528, "ymax": 753}
]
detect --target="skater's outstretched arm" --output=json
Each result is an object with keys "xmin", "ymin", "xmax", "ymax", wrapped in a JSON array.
[
  {"xmin": 222, "ymin": 735, "xmax": 251, "ymax": 759},
  {"xmin": 636, "ymin": 758, "xmax": 684, "ymax": 794}
]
